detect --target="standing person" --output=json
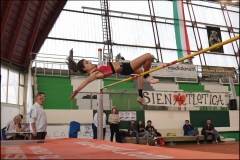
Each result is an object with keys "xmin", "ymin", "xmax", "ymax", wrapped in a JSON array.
[
  {"xmin": 29, "ymin": 92, "xmax": 47, "ymax": 140},
  {"xmin": 201, "ymin": 119, "xmax": 216, "ymax": 143},
  {"xmin": 66, "ymin": 53, "xmax": 159, "ymax": 105},
  {"xmin": 92, "ymin": 110, "xmax": 107, "ymax": 140},
  {"xmin": 108, "ymin": 107, "xmax": 120, "ymax": 142}
]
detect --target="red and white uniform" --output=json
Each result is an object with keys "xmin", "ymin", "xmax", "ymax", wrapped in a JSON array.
[{"xmin": 93, "ymin": 62, "xmax": 115, "ymax": 78}]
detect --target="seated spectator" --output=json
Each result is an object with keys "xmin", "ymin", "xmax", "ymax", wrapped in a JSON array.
[
  {"xmin": 201, "ymin": 119, "xmax": 216, "ymax": 143},
  {"xmin": 18, "ymin": 114, "xmax": 23, "ymax": 128},
  {"xmin": 137, "ymin": 120, "xmax": 151, "ymax": 145},
  {"xmin": 127, "ymin": 120, "xmax": 139, "ymax": 144},
  {"xmin": 18, "ymin": 114, "xmax": 29, "ymax": 131},
  {"xmin": 128, "ymin": 120, "xmax": 137, "ymax": 137},
  {"xmin": 145, "ymin": 120, "xmax": 161, "ymax": 139},
  {"xmin": 213, "ymin": 129, "xmax": 222, "ymax": 142},
  {"xmin": 183, "ymin": 120, "xmax": 198, "ymax": 136},
  {"xmin": 18, "ymin": 114, "xmax": 30, "ymax": 139},
  {"xmin": 5, "ymin": 115, "xmax": 25, "ymax": 140}
]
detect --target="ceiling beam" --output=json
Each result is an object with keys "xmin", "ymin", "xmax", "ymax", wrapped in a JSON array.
[
  {"xmin": 24, "ymin": 1, "xmax": 47, "ymax": 68},
  {"xmin": 32, "ymin": 0, "xmax": 67, "ymax": 60},
  {"xmin": 8, "ymin": 1, "xmax": 30, "ymax": 62},
  {"xmin": 1, "ymin": 1, "xmax": 13, "ymax": 41}
]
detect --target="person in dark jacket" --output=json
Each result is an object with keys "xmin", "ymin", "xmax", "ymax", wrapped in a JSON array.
[
  {"xmin": 127, "ymin": 120, "xmax": 138, "ymax": 143},
  {"xmin": 145, "ymin": 120, "xmax": 161, "ymax": 139},
  {"xmin": 137, "ymin": 120, "xmax": 151, "ymax": 145},
  {"xmin": 128, "ymin": 120, "xmax": 137, "ymax": 137},
  {"xmin": 201, "ymin": 119, "xmax": 216, "ymax": 143},
  {"xmin": 183, "ymin": 120, "xmax": 195, "ymax": 136}
]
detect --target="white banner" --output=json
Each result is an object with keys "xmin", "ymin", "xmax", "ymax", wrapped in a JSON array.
[
  {"xmin": 150, "ymin": 63, "xmax": 197, "ymax": 79},
  {"xmin": 119, "ymin": 111, "xmax": 136, "ymax": 121},
  {"xmin": 46, "ymin": 124, "xmax": 111, "ymax": 140},
  {"xmin": 143, "ymin": 91, "xmax": 226, "ymax": 107}
]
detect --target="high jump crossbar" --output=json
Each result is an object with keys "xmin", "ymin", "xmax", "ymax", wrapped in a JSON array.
[{"xmin": 102, "ymin": 35, "xmax": 240, "ymax": 89}]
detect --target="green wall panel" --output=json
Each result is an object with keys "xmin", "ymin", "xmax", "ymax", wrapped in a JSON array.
[
  {"xmin": 224, "ymin": 84, "xmax": 239, "ymax": 96},
  {"xmin": 178, "ymin": 83, "xmax": 206, "ymax": 92},
  {"xmin": 235, "ymin": 85, "xmax": 239, "ymax": 96},
  {"xmin": 111, "ymin": 94, "xmax": 143, "ymax": 111},
  {"xmin": 219, "ymin": 131, "xmax": 239, "ymax": 141},
  {"xmin": 103, "ymin": 78, "xmax": 136, "ymax": 90},
  {"xmin": 111, "ymin": 94, "xmax": 129, "ymax": 110},
  {"xmin": 37, "ymin": 75, "xmax": 77, "ymax": 109},
  {"xmin": 190, "ymin": 111, "xmax": 230, "ymax": 127},
  {"xmin": 129, "ymin": 94, "xmax": 144, "ymax": 110},
  {"xmin": 104, "ymin": 78, "xmax": 143, "ymax": 110}
]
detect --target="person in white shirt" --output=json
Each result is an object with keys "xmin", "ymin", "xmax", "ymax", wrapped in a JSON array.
[
  {"xmin": 92, "ymin": 110, "xmax": 107, "ymax": 140},
  {"xmin": 29, "ymin": 92, "xmax": 47, "ymax": 140},
  {"xmin": 5, "ymin": 115, "xmax": 24, "ymax": 140}
]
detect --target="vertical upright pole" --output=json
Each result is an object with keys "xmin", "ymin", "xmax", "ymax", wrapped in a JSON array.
[
  {"xmin": 228, "ymin": 76, "xmax": 237, "ymax": 100},
  {"xmin": 97, "ymin": 48, "xmax": 104, "ymax": 139}
]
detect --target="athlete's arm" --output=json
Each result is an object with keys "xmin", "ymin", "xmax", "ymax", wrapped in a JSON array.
[{"xmin": 70, "ymin": 72, "xmax": 103, "ymax": 100}]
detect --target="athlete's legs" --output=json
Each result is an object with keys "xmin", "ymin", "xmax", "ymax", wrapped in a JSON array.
[
  {"xmin": 129, "ymin": 53, "xmax": 153, "ymax": 72},
  {"xmin": 133, "ymin": 68, "xmax": 144, "ymax": 90},
  {"xmin": 133, "ymin": 68, "xmax": 147, "ymax": 105},
  {"xmin": 130, "ymin": 53, "xmax": 159, "ymax": 84},
  {"xmin": 129, "ymin": 53, "xmax": 159, "ymax": 105}
]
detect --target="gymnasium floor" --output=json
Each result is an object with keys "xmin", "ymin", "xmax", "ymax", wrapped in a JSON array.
[{"xmin": 1, "ymin": 138, "xmax": 239, "ymax": 159}]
